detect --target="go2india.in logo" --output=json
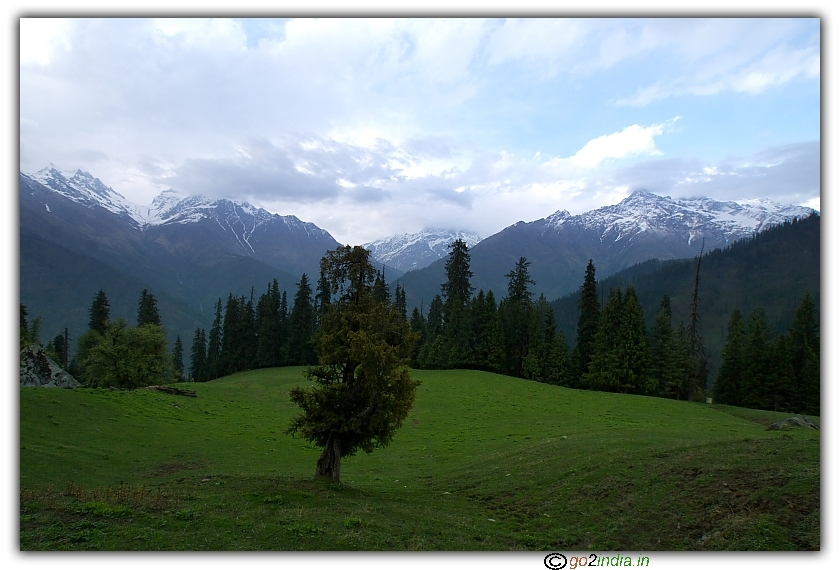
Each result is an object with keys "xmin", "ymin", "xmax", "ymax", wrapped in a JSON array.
[{"xmin": 544, "ymin": 553, "xmax": 651, "ymax": 568}]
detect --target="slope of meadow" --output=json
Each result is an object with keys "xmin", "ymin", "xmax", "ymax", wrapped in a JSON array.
[{"xmin": 20, "ymin": 368, "xmax": 819, "ymax": 550}]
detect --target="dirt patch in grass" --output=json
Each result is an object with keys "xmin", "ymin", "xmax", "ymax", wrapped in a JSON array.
[{"xmin": 150, "ymin": 460, "xmax": 208, "ymax": 477}]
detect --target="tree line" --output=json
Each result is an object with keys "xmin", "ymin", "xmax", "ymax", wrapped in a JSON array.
[
  {"xmin": 713, "ymin": 294, "xmax": 819, "ymax": 415},
  {"xmin": 27, "ymin": 235, "xmax": 818, "ymax": 416},
  {"xmin": 186, "ymin": 270, "xmax": 409, "ymax": 383},
  {"xmin": 20, "ymin": 289, "xmax": 186, "ymax": 389},
  {"xmin": 406, "ymin": 239, "xmax": 819, "ymax": 414}
]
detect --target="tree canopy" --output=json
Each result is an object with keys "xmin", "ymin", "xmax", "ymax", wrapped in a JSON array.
[{"xmin": 286, "ymin": 245, "xmax": 420, "ymax": 483}]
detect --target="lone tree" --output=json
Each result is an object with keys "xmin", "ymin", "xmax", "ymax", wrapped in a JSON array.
[{"xmin": 286, "ymin": 245, "xmax": 420, "ymax": 483}]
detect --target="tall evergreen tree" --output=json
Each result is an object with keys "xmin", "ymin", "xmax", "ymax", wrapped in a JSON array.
[
  {"xmin": 89, "ymin": 290, "xmax": 111, "ymax": 335},
  {"xmin": 500, "ymin": 257, "xmax": 535, "ymax": 377},
  {"xmin": 172, "ymin": 335, "xmax": 185, "ymax": 382},
  {"xmin": 714, "ymin": 309, "xmax": 746, "ymax": 406},
  {"xmin": 207, "ymin": 298, "xmax": 223, "ymax": 380},
  {"xmin": 137, "ymin": 289, "xmax": 162, "ymax": 327},
  {"xmin": 417, "ymin": 295, "xmax": 447, "ymax": 368},
  {"xmin": 673, "ymin": 321, "xmax": 694, "ymax": 401},
  {"xmin": 315, "ymin": 270, "xmax": 332, "ymax": 328},
  {"xmin": 46, "ymin": 333, "xmax": 68, "ymax": 367},
  {"xmin": 20, "ymin": 303, "xmax": 29, "ymax": 345},
  {"xmin": 788, "ymin": 292, "xmax": 820, "ymax": 415},
  {"xmin": 742, "ymin": 307, "xmax": 773, "ymax": 410},
  {"xmin": 372, "ymin": 269, "xmax": 391, "ymax": 305},
  {"xmin": 441, "ymin": 239, "xmax": 474, "ymax": 326},
  {"xmin": 394, "ymin": 283, "xmax": 408, "ymax": 321},
  {"xmin": 189, "ymin": 328, "xmax": 208, "ymax": 382},
  {"xmin": 241, "ymin": 290, "xmax": 257, "ymax": 369},
  {"xmin": 649, "ymin": 295, "xmax": 680, "ymax": 398},
  {"xmin": 686, "ymin": 244, "xmax": 708, "ymax": 400},
  {"xmin": 584, "ymin": 287, "xmax": 653, "ymax": 395},
  {"xmin": 571, "ymin": 260, "xmax": 600, "ymax": 387},
  {"xmin": 469, "ymin": 289, "xmax": 504, "ymax": 372},
  {"xmin": 523, "ymin": 296, "xmax": 569, "ymax": 385},
  {"xmin": 408, "ymin": 306, "xmax": 426, "ymax": 368},
  {"xmin": 289, "ymin": 273, "xmax": 317, "ymax": 365},
  {"xmin": 255, "ymin": 279, "xmax": 283, "ymax": 368},
  {"xmin": 286, "ymin": 245, "xmax": 419, "ymax": 483}
]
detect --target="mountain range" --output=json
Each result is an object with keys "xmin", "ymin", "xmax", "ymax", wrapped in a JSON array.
[
  {"xmin": 19, "ymin": 165, "xmax": 815, "ymax": 355},
  {"xmin": 365, "ymin": 229, "xmax": 482, "ymax": 272},
  {"xmin": 397, "ymin": 191, "xmax": 815, "ymax": 310}
]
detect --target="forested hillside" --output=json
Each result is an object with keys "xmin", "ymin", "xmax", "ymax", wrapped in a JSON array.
[{"xmin": 551, "ymin": 214, "xmax": 820, "ymax": 374}]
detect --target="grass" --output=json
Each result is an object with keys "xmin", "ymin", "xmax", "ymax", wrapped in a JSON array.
[{"xmin": 20, "ymin": 367, "xmax": 819, "ymax": 550}]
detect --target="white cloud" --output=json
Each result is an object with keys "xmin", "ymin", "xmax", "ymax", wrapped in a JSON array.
[
  {"xmin": 616, "ymin": 20, "xmax": 819, "ymax": 106},
  {"xmin": 20, "ymin": 18, "xmax": 73, "ymax": 66},
  {"xmin": 153, "ymin": 18, "xmax": 248, "ymax": 52},
  {"xmin": 568, "ymin": 122, "xmax": 670, "ymax": 169}
]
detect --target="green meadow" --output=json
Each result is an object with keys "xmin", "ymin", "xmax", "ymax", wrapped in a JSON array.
[{"xmin": 20, "ymin": 368, "xmax": 819, "ymax": 550}]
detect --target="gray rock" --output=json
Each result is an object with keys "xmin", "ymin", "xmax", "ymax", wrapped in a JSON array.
[
  {"xmin": 765, "ymin": 415, "xmax": 819, "ymax": 431},
  {"xmin": 19, "ymin": 345, "xmax": 80, "ymax": 388}
]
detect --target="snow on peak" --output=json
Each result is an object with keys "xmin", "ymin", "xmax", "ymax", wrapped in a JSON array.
[
  {"xmin": 365, "ymin": 228, "xmax": 483, "ymax": 272},
  {"xmin": 23, "ymin": 166, "xmax": 332, "ymax": 239},
  {"xmin": 536, "ymin": 191, "xmax": 815, "ymax": 244}
]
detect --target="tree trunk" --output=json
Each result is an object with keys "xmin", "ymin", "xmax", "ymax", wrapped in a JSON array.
[{"xmin": 315, "ymin": 433, "xmax": 342, "ymax": 482}]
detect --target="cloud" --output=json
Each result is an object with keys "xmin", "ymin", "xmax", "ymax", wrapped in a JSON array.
[
  {"xmin": 568, "ymin": 122, "xmax": 671, "ymax": 169},
  {"xmin": 615, "ymin": 20, "xmax": 819, "ymax": 106},
  {"xmin": 600, "ymin": 141, "xmax": 820, "ymax": 205},
  {"xmin": 20, "ymin": 18, "xmax": 73, "ymax": 66}
]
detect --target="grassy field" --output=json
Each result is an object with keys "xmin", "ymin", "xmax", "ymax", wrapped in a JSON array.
[{"xmin": 19, "ymin": 367, "xmax": 819, "ymax": 550}]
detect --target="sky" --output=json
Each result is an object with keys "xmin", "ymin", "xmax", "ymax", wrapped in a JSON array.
[{"xmin": 19, "ymin": 17, "xmax": 820, "ymax": 246}]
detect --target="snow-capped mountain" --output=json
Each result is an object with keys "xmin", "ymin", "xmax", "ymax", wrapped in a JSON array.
[
  {"xmin": 399, "ymin": 190, "xmax": 817, "ymax": 306},
  {"xmin": 20, "ymin": 166, "xmax": 344, "ymax": 342},
  {"xmin": 365, "ymin": 229, "xmax": 483, "ymax": 272},
  {"xmin": 28, "ymin": 166, "xmax": 332, "ymax": 249},
  {"xmin": 537, "ymin": 191, "xmax": 813, "ymax": 246}
]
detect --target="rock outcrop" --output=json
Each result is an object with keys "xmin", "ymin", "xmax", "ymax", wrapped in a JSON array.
[
  {"xmin": 765, "ymin": 415, "xmax": 819, "ymax": 431},
  {"xmin": 19, "ymin": 345, "xmax": 80, "ymax": 388}
]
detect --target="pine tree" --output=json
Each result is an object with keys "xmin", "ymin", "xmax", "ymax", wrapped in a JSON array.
[
  {"xmin": 89, "ymin": 289, "xmax": 111, "ymax": 334},
  {"xmin": 241, "ymin": 290, "xmax": 257, "ymax": 369},
  {"xmin": 394, "ymin": 283, "xmax": 407, "ymax": 321},
  {"xmin": 788, "ymin": 292, "xmax": 820, "ymax": 415},
  {"xmin": 571, "ymin": 260, "xmax": 600, "ymax": 388},
  {"xmin": 286, "ymin": 245, "xmax": 420, "ymax": 483},
  {"xmin": 523, "ymin": 297, "xmax": 569, "ymax": 385},
  {"xmin": 207, "ymin": 298, "xmax": 223, "ymax": 380},
  {"xmin": 279, "ymin": 291, "xmax": 290, "ymax": 365},
  {"xmin": 137, "ymin": 289, "xmax": 162, "ymax": 327},
  {"xmin": 315, "ymin": 270, "xmax": 332, "ymax": 328},
  {"xmin": 372, "ymin": 269, "xmax": 391, "ymax": 305},
  {"xmin": 409, "ymin": 306, "xmax": 426, "ymax": 368},
  {"xmin": 417, "ymin": 295, "xmax": 447, "ymax": 368},
  {"xmin": 469, "ymin": 289, "xmax": 504, "ymax": 372},
  {"xmin": 172, "ymin": 335, "xmax": 185, "ymax": 382},
  {"xmin": 714, "ymin": 309, "xmax": 746, "ymax": 406},
  {"xmin": 20, "ymin": 303, "xmax": 29, "ymax": 346},
  {"xmin": 649, "ymin": 295, "xmax": 679, "ymax": 398},
  {"xmin": 500, "ymin": 258, "xmax": 535, "ymax": 377},
  {"xmin": 742, "ymin": 307, "xmax": 773, "ymax": 410},
  {"xmin": 441, "ymin": 239, "xmax": 474, "ymax": 327},
  {"xmin": 46, "ymin": 333, "xmax": 67, "ymax": 366},
  {"xmin": 674, "ymin": 321, "xmax": 694, "ymax": 400},
  {"xmin": 189, "ymin": 328, "xmax": 208, "ymax": 382},
  {"xmin": 686, "ymin": 244, "xmax": 708, "ymax": 400},
  {"xmin": 255, "ymin": 279, "xmax": 283, "ymax": 368},
  {"xmin": 584, "ymin": 287, "xmax": 652, "ymax": 394},
  {"xmin": 289, "ymin": 274, "xmax": 317, "ymax": 365}
]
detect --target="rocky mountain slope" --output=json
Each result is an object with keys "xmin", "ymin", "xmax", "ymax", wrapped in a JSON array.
[
  {"xmin": 365, "ymin": 229, "xmax": 482, "ymax": 272},
  {"xmin": 399, "ymin": 190, "xmax": 815, "ymax": 308}
]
